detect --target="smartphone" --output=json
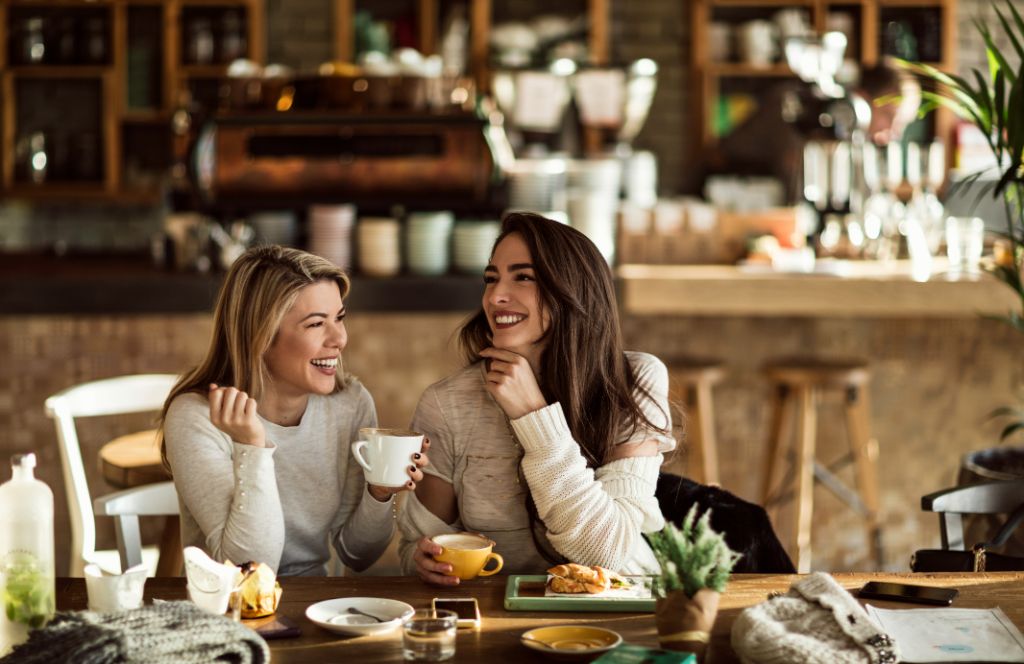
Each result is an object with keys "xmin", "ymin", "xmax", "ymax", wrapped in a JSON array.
[
  {"xmin": 252, "ymin": 615, "xmax": 302, "ymax": 639},
  {"xmin": 858, "ymin": 581, "xmax": 958, "ymax": 606},
  {"xmin": 432, "ymin": 597, "xmax": 481, "ymax": 628}
]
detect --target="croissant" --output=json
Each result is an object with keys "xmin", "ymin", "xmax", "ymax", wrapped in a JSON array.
[{"xmin": 546, "ymin": 563, "xmax": 612, "ymax": 594}]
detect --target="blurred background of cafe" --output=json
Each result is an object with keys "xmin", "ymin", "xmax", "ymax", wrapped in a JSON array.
[{"xmin": 1, "ymin": 0, "xmax": 1021, "ymax": 577}]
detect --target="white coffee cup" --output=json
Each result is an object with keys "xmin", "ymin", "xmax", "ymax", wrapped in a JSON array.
[{"xmin": 351, "ymin": 428, "xmax": 424, "ymax": 488}]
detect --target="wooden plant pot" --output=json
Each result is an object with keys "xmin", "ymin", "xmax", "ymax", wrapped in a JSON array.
[{"xmin": 655, "ymin": 588, "xmax": 720, "ymax": 661}]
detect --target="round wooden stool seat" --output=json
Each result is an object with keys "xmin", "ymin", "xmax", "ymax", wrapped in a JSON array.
[
  {"xmin": 100, "ymin": 429, "xmax": 169, "ymax": 489},
  {"xmin": 764, "ymin": 359, "xmax": 870, "ymax": 389},
  {"xmin": 669, "ymin": 361, "xmax": 726, "ymax": 386}
]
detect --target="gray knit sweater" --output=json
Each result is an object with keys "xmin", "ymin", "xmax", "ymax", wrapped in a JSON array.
[{"xmin": 0, "ymin": 601, "xmax": 269, "ymax": 664}]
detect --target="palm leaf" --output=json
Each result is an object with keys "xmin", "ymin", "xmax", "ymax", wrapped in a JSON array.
[
  {"xmin": 993, "ymin": 4, "xmax": 1024, "ymax": 62},
  {"xmin": 978, "ymin": 19, "xmax": 1018, "ymax": 86},
  {"xmin": 1007, "ymin": 59, "xmax": 1024, "ymax": 165},
  {"xmin": 1007, "ymin": 0, "xmax": 1024, "ymax": 42}
]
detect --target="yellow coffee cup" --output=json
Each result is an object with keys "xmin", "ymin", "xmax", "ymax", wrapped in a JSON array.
[{"xmin": 431, "ymin": 533, "xmax": 504, "ymax": 580}]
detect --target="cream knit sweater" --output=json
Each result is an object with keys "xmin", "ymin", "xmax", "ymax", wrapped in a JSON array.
[{"xmin": 398, "ymin": 351, "xmax": 675, "ymax": 575}]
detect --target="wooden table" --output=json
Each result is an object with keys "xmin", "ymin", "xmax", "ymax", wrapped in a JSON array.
[
  {"xmin": 55, "ymin": 572, "xmax": 1024, "ymax": 663},
  {"xmin": 98, "ymin": 429, "xmax": 181, "ymax": 576}
]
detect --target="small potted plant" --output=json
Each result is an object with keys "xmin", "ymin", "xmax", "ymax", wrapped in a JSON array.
[{"xmin": 646, "ymin": 505, "xmax": 741, "ymax": 661}]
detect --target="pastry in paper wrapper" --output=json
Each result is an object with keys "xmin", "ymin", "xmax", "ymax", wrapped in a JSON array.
[{"xmin": 233, "ymin": 560, "xmax": 282, "ymax": 618}]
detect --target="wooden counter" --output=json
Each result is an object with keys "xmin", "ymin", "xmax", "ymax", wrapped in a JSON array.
[{"xmin": 618, "ymin": 261, "xmax": 1020, "ymax": 317}]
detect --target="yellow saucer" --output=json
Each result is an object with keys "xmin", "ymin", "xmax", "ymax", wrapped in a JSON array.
[{"xmin": 521, "ymin": 625, "xmax": 622, "ymax": 660}]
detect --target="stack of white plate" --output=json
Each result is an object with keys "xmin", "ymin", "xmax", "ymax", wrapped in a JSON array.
[
  {"xmin": 249, "ymin": 211, "xmax": 299, "ymax": 246},
  {"xmin": 358, "ymin": 217, "xmax": 401, "ymax": 277},
  {"xmin": 453, "ymin": 221, "xmax": 501, "ymax": 274},
  {"xmin": 507, "ymin": 158, "xmax": 568, "ymax": 213},
  {"xmin": 308, "ymin": 205, "xmax": 356, "ymax": 269},
  {"xmin": 406, "ymin": 211, "xmax": 454, "ymax": 275}
]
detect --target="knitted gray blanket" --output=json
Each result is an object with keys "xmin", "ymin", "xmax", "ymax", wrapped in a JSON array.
[{"xmin": 0, "ymin": 601, "xmax": 270, "ymax": 664}]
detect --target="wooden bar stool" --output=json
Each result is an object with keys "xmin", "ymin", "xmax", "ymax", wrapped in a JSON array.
[
  {"xmin": 667, "ymin": 360, "xmax": 725, "ymax": 485},
  {"xmin": 761, "ymin": 359, "xmax": 883, "ymax": 573}
]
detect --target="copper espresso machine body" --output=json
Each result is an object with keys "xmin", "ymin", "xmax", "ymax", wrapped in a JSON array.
[{"xmin": 192, "ymin": 112, "xmax": 497, "ymax": 205}]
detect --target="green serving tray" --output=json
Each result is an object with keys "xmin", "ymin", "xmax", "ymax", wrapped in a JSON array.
[{"xmin": 503, "ymin": 575, "xmax": 656, "ymax": 612}]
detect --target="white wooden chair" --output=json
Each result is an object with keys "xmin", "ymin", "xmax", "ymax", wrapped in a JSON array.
[
  {"xmin": 44, "ymin": 374, "xmax": 180, "ymax": 576},
  {"xmin": 94, "ymin": 481, "xmax": 179, "ymax": 573}
]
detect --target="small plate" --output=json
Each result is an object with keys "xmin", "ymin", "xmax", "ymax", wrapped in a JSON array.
[
  {"xmin": 521, "ymin": 625, "xmax": 623, "ymax": 660},
  {"xmin": 306, "ymin": 597, "xmax": 414, "ymax": 636}
]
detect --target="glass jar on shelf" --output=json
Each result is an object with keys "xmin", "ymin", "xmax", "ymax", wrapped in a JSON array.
[
  {"xmin": 187, "ymin": 18, "xmax": 215, "ymax": 65},
  {"xmin": 81, "ymin": 16, "xmax": 108, "ymax": 64},
  {"xmin": 20, "ymin": 17, "xmax": 47, "ymax": 64},
  {"xmin": 220, "ymin": 10, "xmax": 246, "ymax": 63}
]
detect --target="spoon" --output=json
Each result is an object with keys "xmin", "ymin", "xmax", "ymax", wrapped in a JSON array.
[{"xmin": 346, "ymin": 606, "xmax": 389, "ymax": 623}]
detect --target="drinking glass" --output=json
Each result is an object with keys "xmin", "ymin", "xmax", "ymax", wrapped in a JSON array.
[
  {"xmin": 402, "ymin": 608, "xmax": 457, "ymax": 661},
  {"xmin": 945, "ymin": 216, "xmax": 985, "ymax": 275}
]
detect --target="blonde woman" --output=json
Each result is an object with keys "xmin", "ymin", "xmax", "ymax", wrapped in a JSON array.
[{"xmin": 160, "ymin": 245, "xmax": 428, "ymax": 576}]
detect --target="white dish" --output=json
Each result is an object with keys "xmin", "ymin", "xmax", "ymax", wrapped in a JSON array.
[{"xmin": 306, "ymin": 597, "xmax": 415, "ymax": 636}]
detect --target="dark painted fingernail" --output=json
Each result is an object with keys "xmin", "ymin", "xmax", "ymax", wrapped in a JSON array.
[
  {"xmin": 407, "ymin": 481, "xmax": 414, "ymax": 488},
  {"xmin": 410, "ymin": 465, "xmax": 417, "ymax": 472},
  {"xmin": 413, "ymin": 453, "xmax": 421, "ymax": 460}
]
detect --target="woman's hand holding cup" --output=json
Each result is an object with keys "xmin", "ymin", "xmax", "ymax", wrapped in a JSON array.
[
  {"xmin": 356, "ymin": 430, "xmax": 431, "ymax": 502},
  {"xmin": 413, "ymin": 536, "xmax": 460, "ymax": 586},
  {"xmin": 414, "ymin": 533, "xmax": 503, "ymax": 586}
]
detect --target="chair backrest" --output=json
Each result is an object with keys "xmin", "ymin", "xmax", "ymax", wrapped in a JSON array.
[
  {"xmin": 94, "ymin": 481, "xmax": 179, "ymax": 573},
  {"xmin": 44, "ymin": 374, "xmax": 179, "ymax": 576},
  {"xmin": 921, "ymin": 479, "xmax": 1024, "ymax": 550}
]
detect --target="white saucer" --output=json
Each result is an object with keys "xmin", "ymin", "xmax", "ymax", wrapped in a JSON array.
[{"xmin": 306, "ymin": 597, "xmax": 415, "ymax": 636}]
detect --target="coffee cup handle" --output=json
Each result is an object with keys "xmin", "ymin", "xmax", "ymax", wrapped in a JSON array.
[
  {"xmin": 478, "ymin": 552, "xmax": 503, "ymax": 577},
  {"xmin": 351, "ymin": 441, "xmax": 373, "ymax": 473}
]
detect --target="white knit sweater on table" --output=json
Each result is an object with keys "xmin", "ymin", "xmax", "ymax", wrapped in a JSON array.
[{"xmin": 398, "ymin": 351, "xmax": 675, "ymax": 575}]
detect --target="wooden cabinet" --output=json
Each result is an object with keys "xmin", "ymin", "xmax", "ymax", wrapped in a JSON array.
[
  {"xmin": 690, "ymin": 0, "xmax": 957, "ymax": 154},
  {"xmin": 0, "ymin": 0, "xmax": 264, "ymax": 203},
  {"xmin": 331, "ymin": 0, "xmax": 609, "ymax": 91}
]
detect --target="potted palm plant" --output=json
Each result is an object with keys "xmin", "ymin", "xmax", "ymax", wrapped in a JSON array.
[
  {"xmin": 903, "ymin": 0, "xmax": 1024, "ymax": 523},
  {"xmin": 646, "ymin": 506, "xmax": 741, "ymax": 661}
]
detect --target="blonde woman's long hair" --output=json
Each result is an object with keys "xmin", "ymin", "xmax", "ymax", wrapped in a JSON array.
[{"xmin": 158, "ymin": 245, "xmax": 351, "ymax": 468}]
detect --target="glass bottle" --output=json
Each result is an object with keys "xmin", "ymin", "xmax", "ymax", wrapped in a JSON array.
[
  {"xmin": 23, "ymin": 17, "xmax": 46, "ymax": 64},
  {"xmin": 187, "ymin": 18, "xmax": 215, "ymax": 65},
  {"xmin": 0, "ymin": 454, "xmax": 55, "ymax": 657},
  {"xmin": 220, "ymin": 11, "xmax": 246, "ymax": 62}
]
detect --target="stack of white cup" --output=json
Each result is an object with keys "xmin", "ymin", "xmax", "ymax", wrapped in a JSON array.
[
  {"xmin": 453, "ymin": 221, "xmax": 502, "ymax": 274},
  {"xmin": 566, "ymin": 157, "xmax": 622, "ymax": 264},
  {"xmin": 308, "ymin": 205, "xmax": 356, "ymax": 269},
  {"xmin": 406, "ymin": 211, "xmax": 455, "ymax": 275},
  {"xmin": 507, "ymin": 158, "xmax": 568, "ymax": 213},
  {"xmin": 358, "ymin": 217, "xmax": 401, "ymax": 277}
]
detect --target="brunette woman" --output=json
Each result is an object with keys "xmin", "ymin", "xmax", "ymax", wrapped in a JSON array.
[{"xmin": 399, "ymin": 213, "xmax": 674, "ymax": 585}]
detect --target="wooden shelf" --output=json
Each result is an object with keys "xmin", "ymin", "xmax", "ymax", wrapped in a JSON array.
[
  {"xmin": 6, "ymin": 0, "xmax": 114, "ymax": 6},
  {"xmin": 1, "ymin": 183, "xmax": 164, "ymax": 204},
  {"xmin": 179, "ymin": 64, "xmax": 231, "ymax": 78},
  {"xmin": 691, "ymin": 0, "xmax": 958, "ymax": 156},
  {"xmin": 6, "ymin": 66, "xmax": 109, "ymax": 78},
  {"xmin": 710, "ymin": 0, "xmax": 816, "ymax": 6},
  {"xmin": 122, "ymin": 109, "xmax": 172, "ymax": 123},
  {"xmin": 709, "ymin": 63, "xmax": 796, "ymax": 77},
  {"xmin": 1, "ymin": 0, "xmax": 263, "ymax": 201}
]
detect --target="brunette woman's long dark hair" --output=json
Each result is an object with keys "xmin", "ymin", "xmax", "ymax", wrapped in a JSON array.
[{"xmin": 459, "ymin": 212, "xmax": 666, "ymax": 468}]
